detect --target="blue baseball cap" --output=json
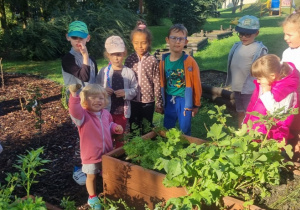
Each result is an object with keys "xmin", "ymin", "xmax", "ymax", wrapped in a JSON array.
[
  {"xmin": 235, "ymin": 15, "xmax": 260, "ymax": 34},
  {"xmin": 67, "ymin": 21, "xmax": 89, "ymax": 38}
]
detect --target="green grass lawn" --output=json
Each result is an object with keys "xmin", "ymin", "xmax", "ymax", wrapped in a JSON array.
[{"xmin": 2, "ymin": 2, "xmax": 291, "ymax": 139}]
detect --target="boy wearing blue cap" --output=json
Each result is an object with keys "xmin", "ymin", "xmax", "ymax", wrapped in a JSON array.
[{"xmin": 225, "ymin": 15, "xmax": 268, "ymax": 127}]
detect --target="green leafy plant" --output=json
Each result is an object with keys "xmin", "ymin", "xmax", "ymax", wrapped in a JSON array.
[
  {"xmin": 0, "ymin": 173, "xmax": 19, "ymax": 209},
  {"xmin": 61, "ymin": 86, "xmax": 69, "ymax": 110},
  {"xmin": 123, "ymin": 134, "xmax": 164, "ymax": 169},
  {"xmin": 0, "ymin": 147, "xmax": 50, "ymax": 209},
  {"xmin": 25, "ymin": 85, "xmax": 44, "ymax": 133},
  {"xmin": 13, "ymin": 147, "xmax": 50, "ymax": 197},
  {"xmin": 9, "ymin": 196, "xmax": 47, "ymax": 210},
  {"xmin": 60, "ymin": 197, "xmax": 76, "ymax": 210},
  {"xmin": 153, "ymin": 105, "xmax": 295, "ymax": 209},
  {"xmin": 124, "ymin": 104, "xmax": 296, "ymax": 209}
]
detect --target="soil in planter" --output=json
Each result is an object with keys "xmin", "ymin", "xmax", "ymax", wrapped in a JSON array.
[{"xmin": 257, "ymin": 170, "xmax": 300, "ymax": 210}]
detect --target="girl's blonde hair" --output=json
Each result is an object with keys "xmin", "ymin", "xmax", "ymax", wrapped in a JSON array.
[
  {"xmin": 283, "ymin": 7, "xmax": 300, "ymax": 32},
  {"xmin": 79, "ymin": 84, "xmax": 108, "ymax": 109},
  {"xmin": 251, "ymin": 54, "xmax": 290, "ymax": 81}
]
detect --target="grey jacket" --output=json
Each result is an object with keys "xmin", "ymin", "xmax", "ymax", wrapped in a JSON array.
[
  {"xmin": 225, "ymin": 41, "xmax": 268, "ymax": 94},
  {"xmin": 96, "ymin": 66, "xmax": 138, "ymax": 118}
]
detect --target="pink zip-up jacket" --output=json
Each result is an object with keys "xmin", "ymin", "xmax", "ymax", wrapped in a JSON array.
[
  {"xmin": 69, "ymin": 95, "xmax": 119, "ymax": 164},
  {"xmin": 244, "ymin": 63, "xmax": 299, "ymax": 143}
]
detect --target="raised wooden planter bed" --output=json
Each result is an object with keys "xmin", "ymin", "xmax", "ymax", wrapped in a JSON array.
[
  {"xmin": 102, "ymin": 131, "xmax": 265, "ymax": 209},
  {"xmin": 205, "ymin": 30, "xmax": 233, "ymax": 40},
  {"xmin": 192, "ymin": 27, "xmax": 233, "ymax": 40}
]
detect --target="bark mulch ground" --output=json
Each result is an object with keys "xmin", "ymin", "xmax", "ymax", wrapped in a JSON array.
[{"xmin": 0, "ymin": 73, "xmax": 97, "ymax": 209}]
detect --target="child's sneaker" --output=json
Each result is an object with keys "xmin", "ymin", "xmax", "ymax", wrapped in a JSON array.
[
  {"xmin": 72, "ymin": 166, "xmax": 86, "ymax": 185},
  {"xmin": 88, "ymin": 196, "xmax": 101, "ymax": 210}
]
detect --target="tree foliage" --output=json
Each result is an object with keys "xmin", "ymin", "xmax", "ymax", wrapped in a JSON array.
[
  {"xmin": 169, "ymin": 0, "xmax": 216, "ymax": 35},
  {"xmin": 0, "ymin": 0, "xmax": 218, "ymax": 60},
  {"xmin": 144, "ymin": 0, "xmax": 171, "ymax": 26},
  {"xmin": 0, "ymin": 1, "xmax": 137, "ymax": 60}
]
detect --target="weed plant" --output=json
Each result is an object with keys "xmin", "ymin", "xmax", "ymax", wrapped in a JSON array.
[{"xmin": 0, "ymin": 147, "xmax": 50, "ymax": 209}]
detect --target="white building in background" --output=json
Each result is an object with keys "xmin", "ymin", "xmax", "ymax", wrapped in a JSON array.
[{"xmin": 222, "ymin": 0, "xmax": 258, "ymax": 9}]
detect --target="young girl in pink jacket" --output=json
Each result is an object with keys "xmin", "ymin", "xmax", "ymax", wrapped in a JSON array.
[
  {"xmin": 244, "ymin": 54, "xmax": 299, "ymax": 144},
  {"xmin": 68, "ymin": 84, "xmax": 123, "ymax": 209}
]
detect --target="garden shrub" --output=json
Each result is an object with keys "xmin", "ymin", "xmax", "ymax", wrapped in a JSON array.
[
  {"xmin": 0, "ymin": 2, "xmax": 137, "ymax": 61},
  {"xmin": 170, "ymin": 0, "xmax": 215, "ymax": 35},
  {"xmin": 144, "ymin": 0, "xmax": 171, "ymax": 26}
]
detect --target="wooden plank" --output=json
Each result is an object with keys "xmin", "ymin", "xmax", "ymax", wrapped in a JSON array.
[
  {"xmin": 104, "ymin": 179, "xmax": 172, "ymax": 209},
  {"xmin": 103, "ymin": 155, "xmax": 187, "ymax": 197}
]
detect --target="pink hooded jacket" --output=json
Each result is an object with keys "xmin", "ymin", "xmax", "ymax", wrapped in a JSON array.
[
  {"xmin": 69, "ymin": 95, "xmax": 119, "ymax": 164},
  {"xmin": 244, "ymin": 62, "xmax": 299, "ymax": 143}
]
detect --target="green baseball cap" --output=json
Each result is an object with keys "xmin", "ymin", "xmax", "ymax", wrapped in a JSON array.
[{"xmin": 68, "ymin": 21, "xmax": 89, "ymax": 38}]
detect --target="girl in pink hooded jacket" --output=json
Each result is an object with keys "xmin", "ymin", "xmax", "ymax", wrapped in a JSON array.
[
  {"xmin": 244, "ymin": 54, "xmax": 299, "ymax": 144},
  {"xmin": 68, "ymin": 83, "xmax": 123, "ymax": 209}
]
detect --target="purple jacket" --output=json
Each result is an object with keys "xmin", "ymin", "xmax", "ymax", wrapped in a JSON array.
[
  {"xmin": 244, "ymin": 63, "xmax": 299, "ymax": 143},
  {"xmin": 69, "ymin": 95, "xmax": 118, "ymax": 164}
]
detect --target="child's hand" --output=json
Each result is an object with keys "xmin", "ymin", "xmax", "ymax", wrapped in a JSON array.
[
  {"xmin": 114, "ymin": 125, "xmax": 123, "ymax": 134},
  {"xmin": 114, "ymin": 89, "xmax": 125, "ymax": 98},
  {"xmin": 192, "ymin": 107, "xmax": 199, "ymax": 117},
  {"xmin": 77, "ymin": 43, "xmax": 88, "ymax": 55},
  {"xmin": 105, "ymin": 87, "xmax": 114, "ymax": 95},
  {"xmin": 155, "ymin": 107, "xmax": 164, "ymax": 114},
  {"xmin": 69, "ymin": 84, "xmax": 82, "ymax": 96}
]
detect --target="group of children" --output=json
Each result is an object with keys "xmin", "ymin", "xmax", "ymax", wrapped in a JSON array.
[
  {"xmin": 227, "ymin": 14, "xmax": 300, "ymax": 144},
  {"xmin": 62, "ymin": 10, "xmax": 300, "ymax": 209},
  {"xmin": 62, "ymin": 20, "xmax": 201, "ymax": 209}
]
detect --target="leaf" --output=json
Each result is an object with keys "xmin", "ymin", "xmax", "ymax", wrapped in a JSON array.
[
  {"xmin": 283, "ymin": 144, "xmax": 294, "ymax": 159},
  {"xmin": 232, "ymin": 140, "xmax": 247, "ymax": 152},
  {"xmin": 243, "ymin": 199, "xmax": 254, "ymax": 207},
  {"xmin": 165, "ymin": 159, "xmax": 182, "ymax": 178},
  {"xmin": 218, "ymin": 139, "xmax": 231, "ymax": 146},
  {"xmin": 165, "ymin": 197, "xmax": 183, "ymax": 209},
  {"xmin": 229, "ymin": 171, "xmax": 238, "ymax": 180},
  {"xmin": 257, "ymin": 155, "xmax": 267, "ymax": 162},
  {"xmin": 207, "ymin": 123, "xmax": 226, "ymax": 140},
  {"xmin": 223, "ymin": 149, "xmax": 241, "ymax": 166},
  {"xmin": 235, "ymin": 124, "xmax": 248, "ymax": 136},
  {"xmin": 177, "ymin": 149, "xmax": 187, "ymax": 159}
]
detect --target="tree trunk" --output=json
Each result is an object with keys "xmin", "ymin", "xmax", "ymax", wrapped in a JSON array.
[
  {"xmin": 231, "ymin": 0, "xmax": 239, "ymax": 14},
  {"xmin": 139, "ymin": 0, "xmax": 143, "ymax": 14},
  {"xmin": 0, "ymin": 0, "xmax": 7, "ymax": 29},
  {"xmin": 239, "ymin": 0, "xmax": 244, "ymax": 12}
]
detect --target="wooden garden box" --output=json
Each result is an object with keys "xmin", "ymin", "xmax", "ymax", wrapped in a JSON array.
[{"xmin": 102, "ymin": 131, "xmax": 263, "ymax": 209}]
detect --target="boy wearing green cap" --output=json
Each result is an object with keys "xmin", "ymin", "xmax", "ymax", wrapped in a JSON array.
[
  {"xmin": 62, "ymin": 20, "xmax": 98, "ymax": 92},
  {"xmin": 225, "ymin": 15, "xmax": 268, "ymax": 127}
]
